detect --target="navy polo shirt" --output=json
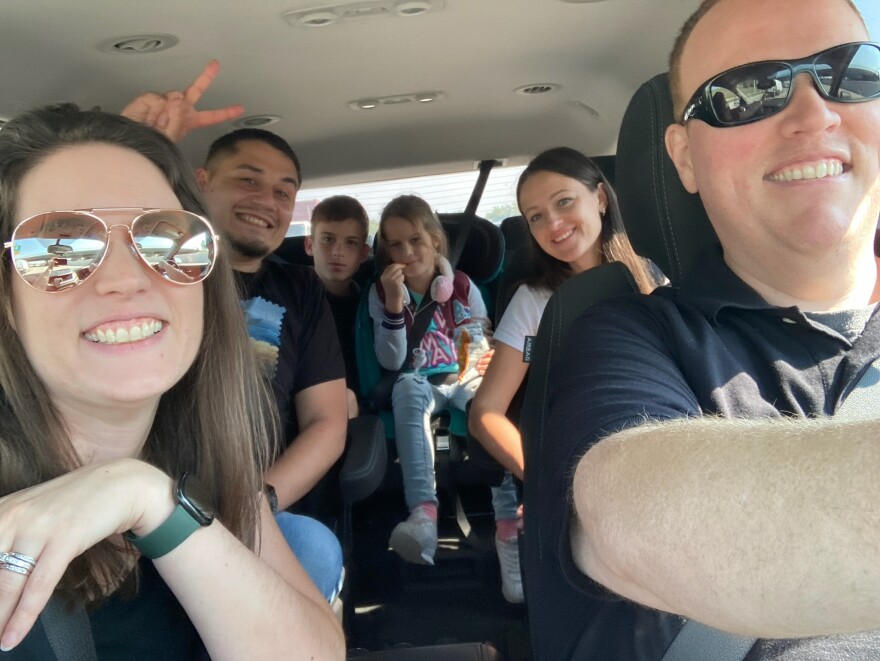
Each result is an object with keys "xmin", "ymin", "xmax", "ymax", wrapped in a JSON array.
[{"xmin": 529, "ymin": 247, "xmax": 880, "ymax": 660}]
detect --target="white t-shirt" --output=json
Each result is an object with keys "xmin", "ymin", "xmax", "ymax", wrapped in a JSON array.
[{"xmin": 494, "ymin": 284, "xmax": 552, "ymax": 354}]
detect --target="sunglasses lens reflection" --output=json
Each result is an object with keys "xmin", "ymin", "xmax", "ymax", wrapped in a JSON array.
[
  {"xmin": 710, "ymin": 43, "xmax": 880, "ymax": 125},
  {"xmin": 10, "ymin": 210, "xmax": 215, "ymax": 292},
  {"xmin": 131, "ymin": 210, "xmax": 216, "ymax": 284}
]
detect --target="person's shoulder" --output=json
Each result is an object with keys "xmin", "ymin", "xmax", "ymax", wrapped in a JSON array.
[
  {"xmin": 265, "ymin": 255, "xmax": 322, "ymax": 284},
  {"xmin": 578, "ymin": 286, "xmax": 683, "ymax": 328}
]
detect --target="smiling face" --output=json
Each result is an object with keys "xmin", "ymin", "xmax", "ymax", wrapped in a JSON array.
[
  {"xmin": 11, "ymin": 143, "xmax": 204, "ymax": 417},
  {"xmin": 518, "ymin": 171, "xmax": 607, "ymax": 274},
  {"xmin": 197, "ymin": 139, "xmax": 299, "ymax": 272},
  {"xmin": 381, "ymin": 216, "xmax": 440, "ymax": 294},
  {"xmin": 665, "ymin": 0, "xmax": 880, "ymax": 306},
  {"xmin": 305, "ymin": 218, "xmax": 369, "ymax": 294}
]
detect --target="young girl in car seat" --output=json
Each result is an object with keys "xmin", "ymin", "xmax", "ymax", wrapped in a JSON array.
[{"xmin": 368, "ymin": 195, "xmax": 493, "ymax": 567}]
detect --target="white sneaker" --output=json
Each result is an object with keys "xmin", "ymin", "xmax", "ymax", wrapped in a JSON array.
[
  {"xmin": 389, "ymin": 508, "xmax": 437, "ymax": 565},
  {"xmin": 495, "ymin": 535, "xmax": 524, "ymax": 604}
]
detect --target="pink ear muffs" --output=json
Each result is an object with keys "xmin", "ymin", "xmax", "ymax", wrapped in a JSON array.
[{"xmin": 430, "ymin": 255, "xmax": 454, "ymax": 303}]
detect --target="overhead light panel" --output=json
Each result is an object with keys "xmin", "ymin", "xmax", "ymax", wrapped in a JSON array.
[
  {"xmin": 283, "ymin": 0, "xmax": 443, "ymax": 28},
  {"xmin": 350, "ymin": 91, "xmax": 445, "ymax": 110}
]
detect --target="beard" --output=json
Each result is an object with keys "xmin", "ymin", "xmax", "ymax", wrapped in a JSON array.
[{"xmin": 226, "ymin": 234, "xmax": 272, "ymax": 260}]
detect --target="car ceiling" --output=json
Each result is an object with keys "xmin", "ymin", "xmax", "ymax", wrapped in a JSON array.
[{"xmin": 0, "ymin": 0, "xmax": 702, "ymax": 188}]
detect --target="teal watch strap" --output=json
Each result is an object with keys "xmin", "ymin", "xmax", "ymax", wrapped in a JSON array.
[{"xmin": 125, "ymin": 504, "xmax": 201, "ymax": 559}]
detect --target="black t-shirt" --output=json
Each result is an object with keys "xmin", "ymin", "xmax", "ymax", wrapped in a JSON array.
[
  {"xmin": 237, "ymin": 256, "xmax": 345, "ymax": 446},
  {"xmin": 11, "ymin": 560, "xmax": 206, "ymax": 660},
  {"xmin": 528, "ymin": 247, "xmax": 880, "ymax": 660},
  {"xmin": 325, "ymin": 281, "xmax": 361, "ymax": 394}
]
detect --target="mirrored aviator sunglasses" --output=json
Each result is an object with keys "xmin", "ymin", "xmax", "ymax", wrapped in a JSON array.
[
  {"xmin": 681, "ymin": 41, "xmax": 880, "ymax": 127},
  {"xmin": 4, "ymin": 208, "xmax": 219, "ymax": 293}
]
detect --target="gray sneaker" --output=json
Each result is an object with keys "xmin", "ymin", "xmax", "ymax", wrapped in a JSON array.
[
  {"xmin": 389, "ymin": 508, "xmax": 437, "ymax": 565},
  {"xmin": 495, "ymin": 535, "xmax": 524, "ymax": 604}
]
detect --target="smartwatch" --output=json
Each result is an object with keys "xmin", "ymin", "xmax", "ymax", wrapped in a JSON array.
[{"xmin": 125, "ymin": 472, "xmax": 215, "ymax": 559}]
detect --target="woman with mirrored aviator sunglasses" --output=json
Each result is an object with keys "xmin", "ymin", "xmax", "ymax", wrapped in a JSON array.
[{"xmin": 0, "ymin": 104, "xmax": 344, "ymax": 659}]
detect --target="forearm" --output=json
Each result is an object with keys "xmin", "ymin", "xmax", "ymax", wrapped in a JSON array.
[
  {"xmin": 156, "ymin": 519, "xmax": 344, "ymax": 659},
  {"xmin": 267, "ymin": 420, "xmax": 346, "ymax": 509},
  {"xmin": 571, "ymin": 416, "xmax": 880, "ymax": 637},
  {"xmin": 469, "ymin": 409, "xmax": 524, "ymax": 480}
]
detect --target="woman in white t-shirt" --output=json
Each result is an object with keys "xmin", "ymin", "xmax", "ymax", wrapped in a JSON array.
[{"xmin": 469, "ymin": 147, "xmax": 661, "ymax": 603}]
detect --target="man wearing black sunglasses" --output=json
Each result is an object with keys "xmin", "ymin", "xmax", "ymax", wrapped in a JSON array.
[{"xmin": 536, "ymin": 0, "xmax": 880, "ymax": 659}]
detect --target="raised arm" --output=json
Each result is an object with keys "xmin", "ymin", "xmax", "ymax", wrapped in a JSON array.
[
  {"xmin": 571, "ymin": 416, "xmax": 880, "ymax": 638},
  {"xmin": 120, "ymin": 60, "xmax": 244, "ymax": 143},
  {"xmin": 0, "ymin": 459, "xmax": 345, "ymax": 658}
]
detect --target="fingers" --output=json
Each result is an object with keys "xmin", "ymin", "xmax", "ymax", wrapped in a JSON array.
[
  {"xmin": 0, "ymin": 543, "xmax": 60, "ymax": 651},
  {"xmin": 190, "ymin": 104, "xmax": 246, "ymax": 130},
  {"xmin": 183, "ymin": 59, "xmax": 245, "ymax": 126},
  {"xmin": 2, "ymin": 546, "xmax": 67, "ymax": 652},
  {"xmin": 120, "ymin": 92, "xmax": 167, "ymax": 128},
  {"xmin": 184, "ymin": 59, "xmax": 222, "ymax": 105}
]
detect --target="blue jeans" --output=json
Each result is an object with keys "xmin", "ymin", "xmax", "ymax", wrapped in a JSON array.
[
  {"xmin": 274, "ymin": 512, "xmax": 344, "ymax": 603},
  {"xmin": 491, "ymin": 472, "xmax": 520, "ymax": 521},
  {"xmin": 391, "ymin": 372, "xmax": 480, "ymax": 511}
]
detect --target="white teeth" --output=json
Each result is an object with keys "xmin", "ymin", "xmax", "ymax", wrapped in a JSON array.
[
  {"xmin": 769, "ymin": 160, "xmax": 843, "ymax": 182},
  {"xmin": 84, "ymin": 320, "xmax": 163, "ymax": 345},
  {"xmin": 554, "ymin": 229, "xmax": 574, "ymax": 243},
  {"xmin": 240, "ymin": 214, "xmax": 269, "ymax": 228}
]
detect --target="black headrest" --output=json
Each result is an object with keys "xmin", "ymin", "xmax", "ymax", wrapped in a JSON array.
[
  {"xmin": 499, "ymin": 215, "xmax": 530, "ymax": 253},
  {"xmin": 275, "ymin": 236, "xmax": 312, "ymax": 266},
  {"xmin": 615, "ymin": 72, "xmax": 718, "ymax": 284},
  {"xmin": 438, "ymin": 212, "xmax": 505, "ymax": 284}
]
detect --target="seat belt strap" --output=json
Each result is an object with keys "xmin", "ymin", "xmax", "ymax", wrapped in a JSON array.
[
  {"xmin": 662, "ymin": 356, "xmax": 880, "ymax": 661},
  {"xmin": 41, "ymin": 596, "xmax": 97, "ymax": 661}
]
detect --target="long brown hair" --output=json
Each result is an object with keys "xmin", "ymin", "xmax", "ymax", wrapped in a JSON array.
[
  {"xmin": 516, "ymin": 147, "xmax": 659, "ymax": 294},
  {"xmin": 0, "ymin": 104, "xmax": 276, "ymax": 604}
]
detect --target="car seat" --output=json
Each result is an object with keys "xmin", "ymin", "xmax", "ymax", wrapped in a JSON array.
[
  {"xmin": 355, "ymin": 213, "xmax": 507, "ymax": 521},
  {"xmin": 519, "ymin": 72, "xmax": 715, "ymax": 659}
]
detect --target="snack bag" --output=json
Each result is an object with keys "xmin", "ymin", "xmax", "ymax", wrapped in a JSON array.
[{"xmin": 455, "ymin": 322, "xmax": 491, "ymax": 385}]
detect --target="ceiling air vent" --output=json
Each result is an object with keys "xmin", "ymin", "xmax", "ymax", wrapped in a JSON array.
[
  {"xmin": 514, "ymin": 83, "xmax": 561, "ymax": 96},
  {"xmin": 234, "ymin": 115, "xmax": 282, "ymax": 128},
  {"xmin": 284, "ymin": 0, "xmax": 442, "ymax": 28},
  {"xmin": 98, "ymin": 34, "xmax": 179, "ymax": 55}
]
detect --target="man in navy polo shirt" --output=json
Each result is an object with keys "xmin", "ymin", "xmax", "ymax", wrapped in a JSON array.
[{"xmin": 534, "ymin": 0, "xmax": 880, "ymax": 659}]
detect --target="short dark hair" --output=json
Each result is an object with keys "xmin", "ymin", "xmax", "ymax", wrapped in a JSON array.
[
  {"xmin": 668, "ymin": 0, "xmax": 867, "ymax": 118},
  {"xmin": 311, "ymin": 195, "xmax": 369, "ymax": 241},
  {"xmin": 204, "ymin": 128, "xmax": 302, "ymax": 185},
  {"xmin": 516, "ymin": 146, "xmax": 658, "ymax": 295}
]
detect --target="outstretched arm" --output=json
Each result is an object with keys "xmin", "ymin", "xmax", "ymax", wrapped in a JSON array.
[
  {"xmin": 120, "ymin": 60, "xmax": 244, "ymax": 143},
  {"xmin": 571, "ymin": 416, "xmax": 880, "ymax": 639}
]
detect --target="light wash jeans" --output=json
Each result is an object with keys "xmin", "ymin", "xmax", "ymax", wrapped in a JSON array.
[
  {"xmin": 391, "ymin": 372, "xmax": 520, "ymax": 520},
  {"xmin": 274, "ymin": 512, "xmax": 344, "ymax": 603},
  {"xmin": 491, "ymin": 472, "xmax": 520, "ymax": 521}
]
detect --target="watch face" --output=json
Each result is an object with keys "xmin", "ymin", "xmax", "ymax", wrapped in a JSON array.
[{"xmin": 178, "ymin": 473, "xmax": 216, "ymax": 526}]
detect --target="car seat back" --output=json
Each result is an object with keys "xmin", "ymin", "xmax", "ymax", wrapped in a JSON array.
[
  {"xmin": 614, "ymin": 72, "xmax": 716, "ymax": 284},
  {"xmin": 521, "ymin": 72, "xmax": 716, "ymax": 658}
]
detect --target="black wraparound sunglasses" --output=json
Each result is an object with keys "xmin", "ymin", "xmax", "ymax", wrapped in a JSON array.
[{"xmin": 681, "ymin": 41, "xmax": 880, "ymax": 127}]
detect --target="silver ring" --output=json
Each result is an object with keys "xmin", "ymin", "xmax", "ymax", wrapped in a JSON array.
[
  {"xmin": 0, "ymin": 561, "xmax": 32, "ymax": 577},
  {"xmin": 0, "ymin": 551, "xmax": 36, "ymax": 577},
  {"xmin": 1, "ymin": 552, "xmax": 36, "ymax": 567}
]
